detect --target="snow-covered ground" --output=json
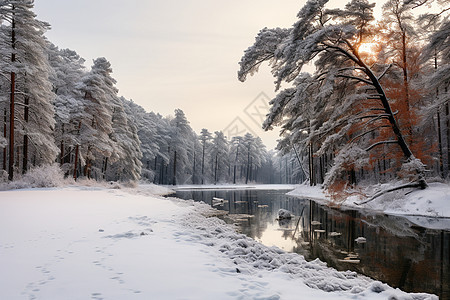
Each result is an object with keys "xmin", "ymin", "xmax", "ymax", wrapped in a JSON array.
[
  {"xmin": 287, "ymin": 182, "xmax": 450, "ymax": 221},
  {"xmin": 0, "ymin": 184, "xmax": 438, "ymax": 299}
]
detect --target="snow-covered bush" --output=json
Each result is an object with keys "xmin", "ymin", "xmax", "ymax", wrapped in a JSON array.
[
  {"xmin": 324, "ymin": 145, "xmax": 369, "ymax": 188},
  {"xmin": 0, "ymin": 164, "xmax": 69, "ymax": 190},
  {"xmin": 21, "ymin": 164, "xmax": 66, "ymax": 188},
  {"xmin": 398, "ymin": 157, "xmax": 426, "ymax": 182}
]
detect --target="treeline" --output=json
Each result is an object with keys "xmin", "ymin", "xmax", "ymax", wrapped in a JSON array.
[
  {"xmin": 0, "ymin": 1, "xmax": 287, "ymax": 185},
  {"xmin": 131, "ymin": 109, "xmax": 276, "ymax": 185},
  {"xmin": 240, "ymin": 0, "xmax": 449, "ymax": 194}
]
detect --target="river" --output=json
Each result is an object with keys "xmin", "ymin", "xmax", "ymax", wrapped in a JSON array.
[{"xmin": 173, "ymin": 188, "xmax": 450, "ymax": 299}]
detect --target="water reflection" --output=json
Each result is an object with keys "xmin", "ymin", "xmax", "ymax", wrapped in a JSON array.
[{"xmin": 173, "ymin": 189, "xmax": 450, "ymax": 299}]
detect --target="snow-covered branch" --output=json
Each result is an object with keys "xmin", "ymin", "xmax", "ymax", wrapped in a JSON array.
[{"xmin": 365, "ymin": 140, "xmax": 398, "ymax": 151}]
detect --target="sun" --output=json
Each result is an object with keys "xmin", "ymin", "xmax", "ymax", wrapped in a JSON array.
[{"xmin": 358, "ymin": 42, "xmax": 378, "ymax": 56}]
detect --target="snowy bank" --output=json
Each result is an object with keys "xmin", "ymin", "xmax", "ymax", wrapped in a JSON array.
[
  {"xmin": 287, "ymin": 183, "xmax": 450, "ymax": 221},
  {"xmin": 173, "ymin": 183, "xmax": 296, "ymax": 191},
  {"xmin": 0, "ymin": 186, "xmax": 437, "ymax": 299}
]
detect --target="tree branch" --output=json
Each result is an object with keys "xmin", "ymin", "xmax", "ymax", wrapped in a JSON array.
[
  {"xmin": 377, "ymin": 64, "xmax": 393, "ymax": 81},
  {"xmin": 365, "ymin": 140, "xmax": 398, "ymax": 151},
  {"xmin": 355, "ymin": 181, "xmax": 427, "ymax": 205},
  {"xmin": 349, "ymin": 125, "xmax": 390, "ymax": 143},
  {"xmin": 336, "ymin": 74, "xmax": 372, "ymax": 85},
  {"xmin": 240, "ymin": 54, "xmax": 275, "ymax": 79}
]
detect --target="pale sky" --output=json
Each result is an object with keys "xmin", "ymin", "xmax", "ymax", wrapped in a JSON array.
[{"xmin": 33, "ymin": 0, "xmax": 385, "ymax": 150}]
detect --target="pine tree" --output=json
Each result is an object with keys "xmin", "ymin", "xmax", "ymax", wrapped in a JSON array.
[
  {"xmin": 106, "ymin": 96, "xmax": 142, "ymax": 181},
  {"xmin": 210, "ymin": 131, "xmax": 229, "ymax": 184},
  {"xmin": 47, "ymin": 44, "xmax": 86, "ymax": 174},
  {"xmin": 199, "ymin": 128, "xmax": 212, "ymax": 184},
  {"xmin": 76, "ymin": 57, "xmax": 116, "ymax": 179},
  {"xmin": 238, "ymin": 0, "xmax": 427, "ymax": 194},
  {"xmin": 169, "ymin": 109, "xmax": 193, "ymax": 185},
  {"xmin": 0, "ymin": 0, "xmax": 58, "ymax": 180}
]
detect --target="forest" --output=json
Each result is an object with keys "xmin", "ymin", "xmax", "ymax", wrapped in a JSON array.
[
  {"xmin": 1, "ymin": 0, "xmax": 449, "ymax": 195},
  {"xmin": 0, "ymin": 0, "xmax": 294, "ymax": 186}
]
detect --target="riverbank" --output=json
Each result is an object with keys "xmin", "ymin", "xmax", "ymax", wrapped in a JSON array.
[
  {"xmin": 171, "ymin": 183, "xmax": 297, "ymax": 191},
  {"xmin": 287, "ymin": 182, "xmax": 450, "ymax": 220},
  {"xmin": 0, "ymin": 184, "xmax": 437, "ymax": 299}
]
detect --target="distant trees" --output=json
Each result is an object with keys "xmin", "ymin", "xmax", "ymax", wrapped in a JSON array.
[{"xmin": 0, "ymin": 0, "xmax": 312, "ymax": 186}]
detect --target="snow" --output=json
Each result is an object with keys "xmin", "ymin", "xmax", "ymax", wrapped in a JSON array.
[
  {"xmin": 174, "ymin": 183, "xmax": 297, "ymax": 191},
  {"xmin": 288, "ymin": 182, "xmax": 450, "ymax": 228},
  {"xmin": 0, "ymin": 184, "xmax": 438, "ymax": 299}
]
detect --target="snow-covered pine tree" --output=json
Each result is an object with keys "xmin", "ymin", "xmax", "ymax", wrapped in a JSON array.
[
  {"xmin": 76, "ymin": 57, "xmax": 116, "ymax": 179},
  {"xmin": 243, "ymin": 133, "xmax": 255, "ymax": 184},
  {"xmin": 0, "ymin": 0, "xmax": 58, "ymax": 180},
  {"xmin": 230, "ymin": 136, "xmax": 245, "ymax": 184},
  {"xmin": 122, "ymin": 99, "xmax": 160, "ymax": 181},
  {"xmin": 251, "ymin": 137, "xmax": 268, "ymax": 182},
  {"xmin": 106, "ymin": 96, "xmax": 142, "ymax": 182},
  {"xmin": 168, "ymin": 109, "xmax": 194, "ymax": 185},
  {"xmin": 210, "ymin": 131, "xmax": 229, "ymax": 184},
  {"xmin": 47, "ymin": 44, "xmax": 86, "ymax": 175},
  {"xmin": 199, "ymin": 128, "xmax": 212, "ymax": 184},
  {"xmin": 238, "ymin": 0, "xmax": 427, "ymax": 196}
]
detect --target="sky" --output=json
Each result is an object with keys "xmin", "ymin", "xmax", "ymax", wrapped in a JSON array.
[{"xmin": 33, "ymin": 0, "xmax": 385, "ymax": 150}]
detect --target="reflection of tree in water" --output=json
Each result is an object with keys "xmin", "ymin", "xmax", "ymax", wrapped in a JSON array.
[{"xmin": 301, "ymin": 200, "xmax": 449, "ymax": 299}]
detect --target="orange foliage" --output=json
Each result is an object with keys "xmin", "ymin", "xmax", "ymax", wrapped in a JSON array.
[{"xmin": 327, "ymin": 43, "xmax": 434, "ymax": 195}]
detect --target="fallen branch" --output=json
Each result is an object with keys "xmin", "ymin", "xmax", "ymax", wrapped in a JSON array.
[{"xmin": 354, "ymin": 180, "xmax": 427, "ymax": 205}]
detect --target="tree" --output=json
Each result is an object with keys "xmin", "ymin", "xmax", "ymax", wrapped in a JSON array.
[
  {"xmin": 416, "ymin": 2, "xmax": 449, "ymax": 177},
  {"xmin": 230, "ymin": 136, "xmax": 244, "ymax": 184},
  {"xmin": 76, "ymin": 57, "xmax": 116, "ymax": 179},
  {"xmin": 106, "ymin": 96, "xmax": 142, "ymax": 182},
  {"xmin": 210, "ymin": 131, "xmax": 229, "ymax": 184},
  {"xmin": 0, "ymin": 0, "xmax": 58, "ymax": 180},
  {"xmin": 381, "ymin": 0, "xmax": 417, "ymax": 137},
  {"xmin": 47, "ymin": 45, "xmax": 86, "ymax": 175},
  {"xmin": 169, "ymin": 109, "xmax": 194, "ymax": 185},
  {"xmin": 121, "ymin": 99, "xmax": 163, "ymax": 181},
  {"xmin": 238, "ymin": 0, "xmax": 427, "ymax": 195},
  {"xmin": 198, "ymin": 128, "xmax": 212, "ymax": 184}
]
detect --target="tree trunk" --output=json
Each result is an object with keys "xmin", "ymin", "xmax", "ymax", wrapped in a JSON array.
[
  {"xmin": 8, "ymin": 13, "xmax": 16, "ymax": 181},
  {"xmin": 193, "ymin": 151, "xmax": 196, "ymax": 184},
  {"xmin": 355, "ymin": 53, "xmax": 425, "ymax": 186},
  {"xmin": 214, "ymin": 154, "xmax": 218, "ymax": 185},
  {"xmin": 446, "ymin": 101, "xmax": 450, "ymax": 174},
  {"xmin": 60, "ymin": 124, "xmax": 64, "ymax": 165},
  {"xmin": 309, "ymin": 142, "xmax": 314, "ymax": 186},
  {"xmin": 357, "ymin": 54, "xmax": 416, "ymax": 162},
  {"xmin": 434, "ymin": 51, "xmax": 444, "ymax": 177},
  {"xmin": 73, "ymin": 121, "xmax": 82, "ymax": 180},
  {"xmin": 103, "ymin": 156, "xmax": 108, "ymax": 180},
  {"xmin": 245, "ymin": 148, "xmax": 250, "ymax": 184},
  {"xmin": 437, "ymin": 109, "xmax": 444, "ymax": 177},
  {"xmin": 201, "ymin": 142, "xmax": 205, "ymax": 184},
  {"xmin": 233, "ymin": 146, "xmax": 239, "ymax": 184},
  {"xmin": 60, "ymin": 140, "xmax": 64, "ymax": 166},
  {"xmin": 22, "ymin": 95, "xmax": 29, "ymax": 174},
  {"xmin": 401, "ymin": 31, "xmax": 411, "ymax": 131},
  {"xmin": 73, "ymin": 144, "xmax": 79, "ymax": 180},
  {"xmin": 3, "ymin": 108, "xmax": 6, "ymax": 171},
  {"xmin": 172, "ymin": 150, "xmax": 177, "ymax": 185}
]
